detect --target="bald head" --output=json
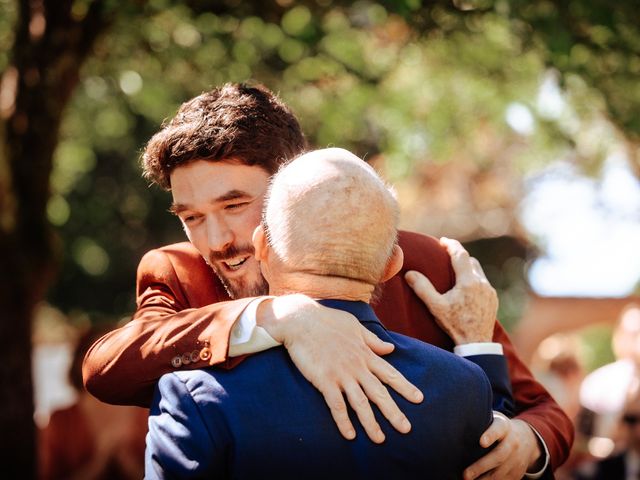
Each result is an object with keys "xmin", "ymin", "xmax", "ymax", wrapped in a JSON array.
[{"xmin": 262, "ymin": 148, "xmax": 399, "ymax": 287}]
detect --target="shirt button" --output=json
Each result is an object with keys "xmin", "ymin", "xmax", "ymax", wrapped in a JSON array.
[
  {"xmin": 190, "ymin": 350, "xmax": 200, "ymax": 363},
  {"xmin": 181, "ymin": 353, "xmax": 192, "ymax": 366},
  {"xmin": 199, "ymin": 347, "xmax": 212, "ymax": 362},
  {"xmin": 171, "ymin": 356, "xmax": 182, "ymax": 368}
]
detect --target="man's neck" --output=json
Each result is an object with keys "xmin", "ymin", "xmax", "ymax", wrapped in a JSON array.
[{"xmin": 268, "ymin": 274, "xmax": 373, "ymax": 303}]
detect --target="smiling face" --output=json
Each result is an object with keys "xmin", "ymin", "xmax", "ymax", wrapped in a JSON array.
[{"xmin": 170, "ymin": 159, "xmax": 270, "ymax": 299}]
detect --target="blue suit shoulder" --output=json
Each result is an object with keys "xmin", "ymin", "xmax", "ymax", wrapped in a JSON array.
[
  {"xmin": 382, "ymin": 329, "xmax": 493, "ymax": 409},
  {"xmin": 387, "ymin": 328, "xmax": 489, "ymax": 377},
  {"xmin": 384, "ymin": 328, "xmax": 513, "ymax": 416}
]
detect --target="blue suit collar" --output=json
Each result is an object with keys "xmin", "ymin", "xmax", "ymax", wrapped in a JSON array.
[{"xmin": 316, "ymin": 299, "xmax": 382, "ymax": 327}]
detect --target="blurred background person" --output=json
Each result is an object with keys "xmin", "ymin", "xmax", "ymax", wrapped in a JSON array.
[
  {"xmin": 574, "ymin": 378, "xmax": 640, "ymax": 479},
  {"xmin": 38, "ymin": 324, "xmax": 147, "ymax": 480},
  {"xmin": 532, "ymin": 336, "xmax": 586, "ymax": 480},
  {"xmin": 579, "ymin": 305, "xmax": 640, "ymax": 449},
  {"xmin": 534, "ymin": 335, "xmax": 585, "ymax": 423}
]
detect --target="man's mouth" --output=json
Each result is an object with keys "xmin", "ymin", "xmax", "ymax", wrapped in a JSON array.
[
  {"xmin": 221, "ymin": 255, "xmax": 250, "ymax": 271},
  {"xmin": 207, "ymin": 245, "xmax": 268, "ymax": 298}
]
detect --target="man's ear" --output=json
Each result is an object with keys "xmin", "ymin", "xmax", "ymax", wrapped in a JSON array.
[
  {"xmin": 252, "ymin": 225, "xmax": 268, "ymax": 261},
  {"xmin": 381, "ymin": 244, "xmax": 404, "ymax": 282}
]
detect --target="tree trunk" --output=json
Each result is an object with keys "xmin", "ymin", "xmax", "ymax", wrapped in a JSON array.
[
  {"xmin": 0, "ymin": 236, "xmax": 42, "ymax": 476},
  {"xmin": 0, "ymin": 1, "xmax": 109, "ymax": 475}
]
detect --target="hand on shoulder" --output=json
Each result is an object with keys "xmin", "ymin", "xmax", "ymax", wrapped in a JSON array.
[{"xmin": 405, "ymin": 237, "xmax": 498, "ymax": 345}]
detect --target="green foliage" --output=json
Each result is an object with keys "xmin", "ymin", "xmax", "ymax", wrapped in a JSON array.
[
  {"xmin": 508, "ymin": 0, "xmax": 640, "ymax": 144},
  {"xmin": 0, "ymin": 1, "xmax": 635, "ymax": 318},
  {"xmin": 579, "ymin": 324, "xmax": 615, "ymax": 372},
  {"xmin": 0, "ymin": 0, "xmax": 16, "ymax": 72}
]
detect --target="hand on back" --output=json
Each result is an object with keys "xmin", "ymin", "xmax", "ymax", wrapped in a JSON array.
[{"xmin": 258, "ymin": 294, "xmax": 424, "ymax": 443}]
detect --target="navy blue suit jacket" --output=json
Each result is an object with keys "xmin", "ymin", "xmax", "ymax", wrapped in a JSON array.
[{"xmin": 146, "ymin": 300, "xmax": 513, "ymax": 479}]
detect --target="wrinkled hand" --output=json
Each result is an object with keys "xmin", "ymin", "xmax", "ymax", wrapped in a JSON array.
[
  {"xmin": 405, "ymin": 237, "xmax": 498, "ymax": 344},
  {"xmin": 260, "ymin": 294, "xmax": 424, "ymax": 443},
  {"xmin": 464, "ymin": 413, "xmax": 543, "ymax": 480}
]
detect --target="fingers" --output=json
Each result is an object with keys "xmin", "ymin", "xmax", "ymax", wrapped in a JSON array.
[
  {"xmin": 440, "ymin": 237, "xmax": 492, "ymax": 293},
  {"xmin": 321, "ymin": 387, "xmax": 356, "ymax": 441},
  {"xmin": 283, "ymin": 306, "xmax": 420, "ymax": 445},
  {"xmin": 358, "ymin": 371, "xmax": 412, "ymax": 435},
  {"xmin": 464, "ymin": 414, "xmax": 514, "ymax": 480},
  {"xmin": 469, "ymin": 256, "xmax": 488, "ymax": 281},
  {"xmin": 362, "ymin": 328, "xmax": 395, "ymax": 356},
  {"xmin": 439, "ymin": 236, "xmax": 465, "ymax": 254},
  {"xmin": 464, "ymin": 439, "xmax": 511, "ymax": 480},
  {"xmin": 405, "ymin": 270, "xmax": 441, "ymax": 307},
  {"xmin": 323, "ymin": 356, "xmax": 421, "ymax": 442},
  {"xmin": 480, "ymin": 412, "xmax": 510, "ymax": 448},
  {"xmin": 350, "ymin": 328, "xmax": 421, "ymax": 439},
  {"xmin": 440, "ymin": 236, "xmax": 476, "ymax": 278},
  {"xmin": 439, "ymin": 236, "xmax": 467, "ymax": 262},
  {"xmin": 369, "ymin": 355, "xmax": 423, "ymax": 404},
  {"xmin": 342, "ymin": 380, "xmax": 385, "ymax": 443},
  {"xmin": 322, "ymin": 367, "xmax": 417, "ymax": 443}
]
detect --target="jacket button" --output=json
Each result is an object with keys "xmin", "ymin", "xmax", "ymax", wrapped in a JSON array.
[
  {"xmin": 190, "ymin": 350, "xmax": 200, "ymax": 363},
  {"xmin": 199, "ymin": 347, "xmax": 211, "ymax": 361},
  {"xmin": 171, "ymin": 356, "xmax": 182, "ymax": 368},
  {"xmin": 181, "ymin": 353, "xmax": 192, "ymax": 366}
]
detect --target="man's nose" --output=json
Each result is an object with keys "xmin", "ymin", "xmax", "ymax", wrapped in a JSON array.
[{"xmin": 206, "ymin": 215, "xmax": 234, "ymax": 252}]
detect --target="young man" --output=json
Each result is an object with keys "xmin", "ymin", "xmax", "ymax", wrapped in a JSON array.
[
  {"xmin": 83, "ymin": 83, "xmax": 572, "ymax": 479},
  {"xmin": 145, "ymin": 148, "xmax": 515, "ymax": 479}
]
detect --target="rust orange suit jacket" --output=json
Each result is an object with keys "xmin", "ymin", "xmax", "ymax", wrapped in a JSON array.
[{"xmin": 83, "ymin": 230, "xmax": 573, "ymax": 470}]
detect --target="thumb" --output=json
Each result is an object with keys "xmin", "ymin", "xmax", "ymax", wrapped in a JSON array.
[
  {"xmin": 362, "ymin": 327, "xmax": 395, "ymax": 355},
  {"xmin": 480, "ymin": 411, "xmax": 509, "ymax": 447},
  {"xmin": 405, "ymin": 270, "xmax": 441, "ymax": 308}
]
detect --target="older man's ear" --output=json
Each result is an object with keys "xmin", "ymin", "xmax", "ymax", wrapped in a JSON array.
[
  {"xmin": 381, "ymin": 245, "xmax": 404, "ymax": 283},
  {"xmin": 252, "ymin": 225, "xmax": 268, "ymax": 261}
]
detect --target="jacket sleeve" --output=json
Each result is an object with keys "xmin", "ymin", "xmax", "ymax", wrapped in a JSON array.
[
  {"xmin": 146, "ymin": 373, "xmax": 228, "ymax": 479},
  {"xmin": 83, "ymin": 248, "xmax": 254, "ymax": 407},
  {"xmin": 461, "ymin": 363, "xmax": 496, "ymax": 472},
  {"xmin": 495, "ymin": 323, "xmax": 575, "ymax": 471},
  {"xmin": 464, "ymin": 354, "xmax": 515, "ymax": 418}
]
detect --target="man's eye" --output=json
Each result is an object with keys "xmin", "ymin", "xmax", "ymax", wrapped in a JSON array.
[
  {"xmin": 183, "ymin": 215, "xmax": 199, "ymax": 223},
  {"xmin": 225, "ymin": 202, "xmax": 248, "ymax": 210}
]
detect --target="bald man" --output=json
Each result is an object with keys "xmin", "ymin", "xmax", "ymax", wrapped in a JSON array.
[{"xmin": 145, "ymin": 149, "xmax": 514, "ymax": 479}]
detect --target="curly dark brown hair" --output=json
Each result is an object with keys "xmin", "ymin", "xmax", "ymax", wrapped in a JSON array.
[{"xmin": 142, "ymin": 83, "xmax": 307, "ymax": 190}]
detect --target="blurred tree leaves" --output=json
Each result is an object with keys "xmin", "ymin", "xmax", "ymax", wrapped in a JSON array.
[
  {"xmin": 1, "ymin": 0, "xmax": 638, "ymax": 322},
  {"xmin": 511, "ymin": 1, "xmax": 640, "ymax": 132}
]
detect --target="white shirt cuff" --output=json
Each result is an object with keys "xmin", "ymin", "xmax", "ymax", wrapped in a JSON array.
[
  {"xmin": 228, "ymin": 297, "xmax": 281, "ymax": 357},
  {"xmin": 454, "ymin": 342, "xmax": 503, "ymax": 357},
  {"xmin": 523, "ymin": 424, "xmax": 550, "ymax": 479}
]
